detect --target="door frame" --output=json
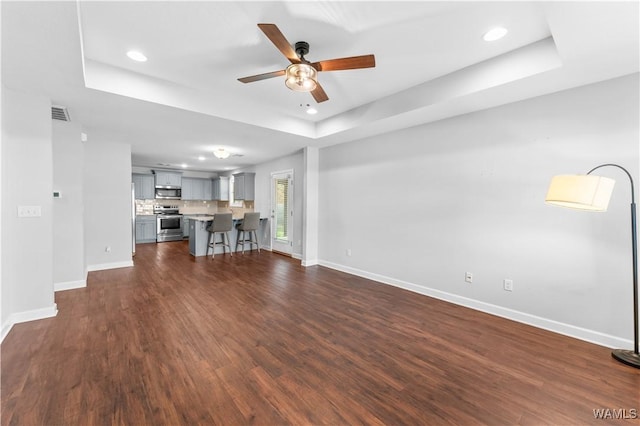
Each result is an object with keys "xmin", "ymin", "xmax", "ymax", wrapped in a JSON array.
[{"xmin": 270, "ymin": 169, "xmax": 294, "ymax": 255}]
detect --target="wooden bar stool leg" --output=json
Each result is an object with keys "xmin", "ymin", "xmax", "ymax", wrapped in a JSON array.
[
  {"xmin": 226, "ymin": 232, "xmax": 232, "ymax": 256},
  {"xmin": 253, "ymin": 230, "xmax": 260, "ymax": 253}
]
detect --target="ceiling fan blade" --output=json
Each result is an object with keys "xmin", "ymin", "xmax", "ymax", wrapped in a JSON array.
[
  {"xmin": 311, "ymin": 83, "xmax": 329, "ymax": 103},
  {"xmin": 311, "ymin": 54, "xmax": 376, "ymax": 72},
  {"xmin": 257, "ymin": 23, "xmax": 300, "ymax": 64},
  {"xmin": 238, "ymin": 70, "xmax": 285, "ymax": 84}
]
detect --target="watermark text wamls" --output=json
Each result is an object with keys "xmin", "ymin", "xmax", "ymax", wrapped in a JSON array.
[{"xmin": 593, "ymin": 408, "xmax": 638, "ymax": 420}]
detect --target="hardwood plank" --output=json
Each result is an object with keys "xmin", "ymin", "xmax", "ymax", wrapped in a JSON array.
[{"xmin": 2, "ymin": 240, "xmax": 639, "ymax": 425}]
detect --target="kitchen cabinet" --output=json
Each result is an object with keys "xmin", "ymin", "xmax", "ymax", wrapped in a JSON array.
[
  {"xmin": 203, "ymin": 179, "xmax": 212, "ymax": 201},
  {"xmin": 212, "ymin": 176, "xmax": 229, "ymax": 201},
  {"xmin": 154, "ymin": 171, "xmax": 182, "ymax": 187},
  {"xmin": 182, "ymin": 177, "xmax": 213, "ymax": 200},
  {"xmin": 233, "ymin": 172, "xmax": 255, "ymax": 200},
  {"xmin": 183, "ymin": 218, "xmax": 190, "ymax": 238},
  {"xmin": 181, "ymin": 178, "xmax": 193, "ymax": 200},
  {"xmin": 135, "ymin": 215, "xmax": 157, "ymax": 243},
  {"xmin": 132, "ymin": 174, "xmax": 155, "ymax": 199},
  {"xmin": 189, "ymin": 218, "xmax": 212, "ymax": 256}
]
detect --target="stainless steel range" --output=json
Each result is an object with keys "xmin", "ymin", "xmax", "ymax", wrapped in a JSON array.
[{"xmin": 154, "ymin": 205, "xmax": 183, "ymax": 242}]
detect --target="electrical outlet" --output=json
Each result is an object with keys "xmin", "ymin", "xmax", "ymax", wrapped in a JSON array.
[
  {"xmin": 465, "ymin": 272, "xmax": 473, "ymax": 283},
  {"xmin": 503, "ymin": 279, "xmax": 513, "ymax": 292},
  {"xmin": 105, "ymin": 246, "xmax": 111, "ymax": 253},
  {"xmin": 346, "ymin": 248, "xmax": 352, "ymax": 257}
]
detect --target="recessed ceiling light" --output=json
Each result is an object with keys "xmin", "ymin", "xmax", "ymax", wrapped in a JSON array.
[
  {"xmin": 126, "ymin": 50, "xmax": 147, "ymax": 62},
  {"xmin": 301, "ymin": 103, "xmax": 318, "ymax": 115},
  {"xmin": 483, "ymin": 27, "xmax": 508, "ymax": 42},
  {"xmin": 198, "ymin": 156, "xmax": 206, "ymax": 161},
  {"xmin": 181, "ymin": 163, "xmax": 188, "ymax": 168}
]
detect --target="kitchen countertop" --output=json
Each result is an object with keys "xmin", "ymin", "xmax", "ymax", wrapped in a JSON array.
[
  {"xmin": 185, "ymin": 214, "xmax": 268, "ymax": 221},
  {"xmin": 185, "ymin": 215, "xmax": 215, "ymax": 221}
]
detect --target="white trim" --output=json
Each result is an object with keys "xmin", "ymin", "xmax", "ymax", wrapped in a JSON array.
[
  {"xmin": 270, "ymin": 169, "xmax": 294, "ymax": 255},
  {"xmin": 292, "ymin": 252, "xmax": 302, "ymax": 260},
  {"xmin": 87, "ymin": 260, "xmax": 134, "ymax": 272},
  {"xmin": 318, "ymin": 260, "xmax": 633, "ymax": 350},
  {"xmin": 1, "ymin": 304, "xmax": 58, "ymax": 343},
  {"xmin": 301, "ymin": 258, "xmax": 318, "ymax": 267},
  {"xmin": 54, "ymin": 279, "xmax": 87, "ymax": 292}
]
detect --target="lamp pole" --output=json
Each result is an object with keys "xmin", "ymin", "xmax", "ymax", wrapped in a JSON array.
[{"xmin": 587, "ymin": 164, "xmax": 638, "ymax": 368}]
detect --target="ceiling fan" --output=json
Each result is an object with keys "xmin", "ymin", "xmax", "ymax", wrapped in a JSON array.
[{"xmin": 238, "ymin": 23, "xmax": 376, "ymax": 103}]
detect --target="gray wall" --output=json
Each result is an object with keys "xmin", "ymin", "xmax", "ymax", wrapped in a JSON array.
[
  {"xmin": 53, "ymin": 121, "xmax": 86, "ymax": 289},
  {"xmin": 84, "ymin": 140, "xmax": 133, "ymax": 271},
  {"xmin": 1, "ymin": 86, "xmax": 134, "ymax": 340},
  {"xmin": 1, "ymin": 86, "xmax": 57, "ymax": 336},
  {"xmin": 318, "ymin": 73, "xmax": 639, "ymax": 348}
]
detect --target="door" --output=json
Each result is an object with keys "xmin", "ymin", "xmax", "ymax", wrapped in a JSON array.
[{"xmin": 271, "ymin": 171, "xmax": 293, "ymax": 255}]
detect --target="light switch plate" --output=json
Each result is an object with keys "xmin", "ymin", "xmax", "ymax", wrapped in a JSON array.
[{"xmin": 17, "ymin": 206, "xmax": 42, "ymax": 217}]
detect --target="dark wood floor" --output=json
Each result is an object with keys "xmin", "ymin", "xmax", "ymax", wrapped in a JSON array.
[{"xmin": 2, "ymin": 241, "xmax": 639, "ymax": 425}]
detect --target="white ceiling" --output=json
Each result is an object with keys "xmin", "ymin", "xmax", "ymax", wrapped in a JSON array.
[{"xmin": 2, "ymin": 1, "xmax": 638, "ymax": 173}]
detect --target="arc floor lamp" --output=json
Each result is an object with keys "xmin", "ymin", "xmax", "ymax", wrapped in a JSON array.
[{"xmin": 545, "ymin": 163, "xmax": 638, "ymax": 369}]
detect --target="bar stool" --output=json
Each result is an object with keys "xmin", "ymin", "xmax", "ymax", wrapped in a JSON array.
[
  {"xmin": 235, "ymin": 212, "xmax": 261, "ymax": 254},
  {"xmin": 206, "ymin": 213, "xmax": 233, "ymax": 258}
]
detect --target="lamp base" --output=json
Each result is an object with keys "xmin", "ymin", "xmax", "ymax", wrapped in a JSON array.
[{"xmin": 611, "ymin": 349, "xmax": 640, "ymax": 369}]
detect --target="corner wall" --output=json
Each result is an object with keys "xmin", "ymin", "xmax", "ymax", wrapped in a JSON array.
[
  {"xmin": 52, "ymin": 121, "xmax": 86, "ymax": 290},
  {"xmin": 318, "ymin": 73, "xmax": 639, "ymax": 348},
  {"xmin": 84, "ymin": 141, "xmax": 133, "ymax": 271},
  {"xmin": 1, "ymin": 86, "xmax": 57, "ymax": 340}
]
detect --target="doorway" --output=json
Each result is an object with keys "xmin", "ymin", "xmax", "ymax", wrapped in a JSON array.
[{"xmin": 271, "ymin": 170, "xmax": 293, "ymax": 255}]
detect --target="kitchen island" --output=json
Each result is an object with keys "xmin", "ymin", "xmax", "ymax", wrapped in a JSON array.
[{"xmin": 186, "ymin": 215, "xmax": 267, "ymax": 257}]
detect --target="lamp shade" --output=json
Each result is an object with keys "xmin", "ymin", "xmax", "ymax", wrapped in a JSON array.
[
  {"xmin": 545, "ymin": 174, "xmax": 616, "ymax": 211},
  {"xmin": 285, "ymin": 63, "xmax": 317, "ymax": 92}
]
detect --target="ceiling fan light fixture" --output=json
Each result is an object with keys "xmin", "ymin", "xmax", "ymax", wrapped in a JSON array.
[
  {"xmin": 213, "ymin": 148, "xmax": 231, "ymax": 159},
  {"xmin": 285, "ymin": 63, "xmax": 317, "ymax": 92}
]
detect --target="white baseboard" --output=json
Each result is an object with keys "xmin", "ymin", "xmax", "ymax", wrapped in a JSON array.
[
  {"xmin": 1, "ymin": 303, "xmax": 58, "ymax": 343},
  {"xmin": 301, "ymin": 258, "xmax": 318, "ymax": 267},
  {"xmin": 318, "ymin": 260, "xmax": 633, "ymax": 350},
  {"xmin": 54, "ymin": 278, "xmax": 87, "ymax": 292},
  {"xmin": 87, "ymin": 260, "xmax": 134, "ymax": 272}
]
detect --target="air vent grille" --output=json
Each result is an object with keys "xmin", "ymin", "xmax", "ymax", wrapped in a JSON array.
[{"xmin": 51, "ymin": 105, "xmax": 70, "ymax": 121}]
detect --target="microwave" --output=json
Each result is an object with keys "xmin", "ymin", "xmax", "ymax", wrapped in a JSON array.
[{"xmin": 155, "ymin": 187, "xmax": 181, "ymax": 200}]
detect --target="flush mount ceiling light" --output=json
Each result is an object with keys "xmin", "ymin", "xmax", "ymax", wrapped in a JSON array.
[
  {"xmin": 285, "ymin": 62, "xmax": 318, "ymax": 92},
  {"xmin": 126, "ymin": 50, "xmax": 147, "ymax": 62},
  {"xmin": 483, "ymin": 27, "xmax": 508, "ymax": 42},
  {"xmin": 213, "ymin": 148, "xmax": 231, "ymax": 159}
]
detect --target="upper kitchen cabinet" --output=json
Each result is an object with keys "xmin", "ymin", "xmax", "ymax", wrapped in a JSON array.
[
  {"xmin": 154, "ymin": 171, "xmax": 182, "ymax": 188},
  {"xmin": 212, "ymin": 176, "xmax": 229, "ymax": 201},
  {"xmin": 182, "ymin": 177, "xmax": 212, "ymax": 201},
  {"xmin": 203, "ymin": 179, "xmax": 212, "ymax": 201},
  {"xmin": 233, "ymin": 172, "xmax": 255, "ymax": 200},
  {"xmin": 132, "ymin": 174, "xmax": 155, "ymax": 199}
]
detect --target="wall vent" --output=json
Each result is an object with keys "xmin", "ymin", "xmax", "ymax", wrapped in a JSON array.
[{"xmin": 51, "ymin": 105, "xmax": 70, "ymax": 121}]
